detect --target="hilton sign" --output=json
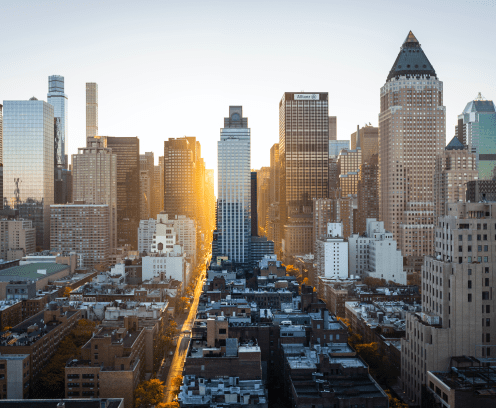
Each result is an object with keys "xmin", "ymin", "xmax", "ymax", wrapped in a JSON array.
[{"xmin": 294, "ymin": 94, "xmax": 319, "ymax": 100}]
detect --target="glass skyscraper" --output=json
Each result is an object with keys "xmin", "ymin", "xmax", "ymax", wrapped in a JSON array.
[
  {"xmin": 47, "ymin": 75, "xmax": 68, "ymax": 169},
  {"xmin": 3, "ymin": 98, "xmax": 54, "ymax": 248},
  {"xmin": 216, "ymin": 106, "xmax": 251, "ymax": 264},
  {"xmin": 456, "ymin": 94, "xmax": 496, "ymax": 180}
]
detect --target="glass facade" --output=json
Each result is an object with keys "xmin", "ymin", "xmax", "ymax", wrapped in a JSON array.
[
  {"xmin": 47, "ymin": 75, "xmax": 68, "ymax": 169},
  {"xmin": 3, "ymin": 99, "xmax": 55, "ymax": 248},
  {"xmin": 217, "ymin": 106, "xmax": 251, "ymax": 263}
]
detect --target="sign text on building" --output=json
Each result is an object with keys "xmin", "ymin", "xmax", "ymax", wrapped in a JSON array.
[{"xmin": 294, "ymin": 94, "xmax": 320, "ymax": 100}]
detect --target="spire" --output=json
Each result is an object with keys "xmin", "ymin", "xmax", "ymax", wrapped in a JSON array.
[
  {"xmin": 403, "ymin": 31, "xmax": 419, "ymax": 45},
  {"xmin": 475, "ymin": 92, "xmax": 486, "ymax": 101}
]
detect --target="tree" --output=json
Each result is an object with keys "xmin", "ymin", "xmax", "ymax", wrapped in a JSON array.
[
  {"xmin": 385, "ymin": 389, "xmax": 408, "ymax": 408},
  {"xmin": 62, "ymin": 286, "xmax": 72, "ymax": 298},
  {"xmin": 170, "ymin": 375, "xmax": 183, "ymax": 397},
  {"xmin": 157, "ymin": 403, "xmax": 179, "ymax": 408},
  {"xmin": 134, "ymin": 379, "xmax": 165, "ymax": 408},
  {"xmin": 362, "ymin": 277, "xmax": 386, "ymax": 287}
]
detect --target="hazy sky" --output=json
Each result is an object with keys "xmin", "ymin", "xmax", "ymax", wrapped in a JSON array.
[{"xmin": 2, "ymin": 0, "xmax": 496, "ymax": 187}]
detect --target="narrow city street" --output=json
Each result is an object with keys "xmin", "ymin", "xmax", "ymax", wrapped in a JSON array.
[{"xmin": 162, "ymin": 266, "xmax": 205, "ymax": 403}]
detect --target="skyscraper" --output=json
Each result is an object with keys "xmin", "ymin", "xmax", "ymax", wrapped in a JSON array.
[
  {"xmin": 47, "ymin": 75, "xmax": 68, "ymax": 169},
  {"xmin": 3, "ymin": 98, "xmax": 54, "ymax": 249},
  {"xmin": 337, "ymin": 145, "xmax": 361, "ymax": 198},
  {"xmin": 86, "ymin": 83, "xmax": 98, "ymax": 139},
  {"xmin": 140, "ymin": 152, "xmax": 155, "ymax": 218},
  {"xmin": 379, "ymin": 31, "xmax": 445, "ymax": 266},
  {"xmin": 104, "ymin": 136, "xmax": 140, "ymax": 249},
  {"xmin": 351, "ymin": 124, "xmax": 378, "ymax": 164},
  {"xmin": 47, "ymin": 75, "xmax": 71, "ymax": 204},
  {"xmin": 433, "ymin": 137, "xmax": 477, "ymax": 220},
  {"xmin": 72, "ymin": 137, "xmax": 117, "ymax": 249},
  {"xmin": 251, "ymin": 171, "xmax": 258, "ymax": 237},
  {"xmin": 356, "ymin": 154, "xmax": 379, "ymax": 234},
  {"xmin": 279, "ymin": 92, "xmax": 329, "ymax": 261},
  {"xmin": 456, "ymin": 93, "xmax": 496, "ymax": 180},
  {"xmin": 215, "ymin": 106, "xmax": 251, "ymax": 264},
  {"xmin": 328, "ymin": 116, "xmax": 337, "ymax": 141}
]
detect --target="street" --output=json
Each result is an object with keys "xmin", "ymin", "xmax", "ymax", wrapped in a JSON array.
[{"xmin": 162, "ymin": 266, "xmax": 205, "ymax": 403}]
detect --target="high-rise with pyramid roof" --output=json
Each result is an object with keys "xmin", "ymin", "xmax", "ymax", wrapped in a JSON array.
[{"xmin": 378, "ymin": 31, "xmax": 446, "ymax": 267}]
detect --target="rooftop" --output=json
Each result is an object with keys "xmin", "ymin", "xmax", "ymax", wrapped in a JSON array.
[
  {"xmin": 0, "ymin": 263, "xmax": 69, "ymax": 281},
  {"xmin": 0, "ymin": 400, "xmax": 123, "ymax": 408}
]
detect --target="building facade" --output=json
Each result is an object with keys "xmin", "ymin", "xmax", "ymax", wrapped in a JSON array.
[
  {"xmin": 351, "ymin": 125, "xmax": 378, "ymax": 164},
  {"xmin": 379, "ymin": 31, "xmax": 445, "ymax": 266},
  {"xmin": 72, "ymin": 137, "xmax": 117, "ymax": 250},
  {"xmin": 104, "ymin": 137, "xmax": 140, "ymax": 249},
  {"xmin": 50, "ymin": 204, "xmax": 110, "ymax": 268},
  {"xmin": 137, "ymin": 219, "xmax": 156, "ymax": 254},
  {"xmin": 356, "ymin": 155, "xmax": 379, "ymax": 235},
  {"xmin": 216, "ymin": 106, "xmax": 251, "ymax": 264},
  {"xmin": 401, "ymin": 202, "xmax": 496, "ymax": 404},
  {"xmin": 314, "ymin": 223, "xmax": 348, "ymax": 286},
  {"xmin": 3, "ymin": 98, "xmax": 54, "ymax": 249},
  {"xmin": 0, "ymin": 220, "xmax": 36, "ymax": 261}
]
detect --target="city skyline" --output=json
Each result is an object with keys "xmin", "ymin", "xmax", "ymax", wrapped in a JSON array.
[{"xmin": 1, "ymin": 1, "xmax": 495, "ymax": 186}]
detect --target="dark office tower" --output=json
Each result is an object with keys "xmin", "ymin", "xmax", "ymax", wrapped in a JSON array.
[
  {"xmin": 356, "ymin": 154, "xmax": 379, "ymax": 234},
  {"xmin": 104, "ymin": 136, "xmax": 140, "ymax": 249},
  {"xmin": 251, "ymin": 171, "xmax": 258, "ymax": 237},
  {"xmin": 279, "ymin": 92, "xmax": 329, "ymax": 261},
  {"xmin": 164, "ymin": 137, "xmax": 197, "ymax": 220},
  {"xmin": 379, "ymin": 31, "xmax": 445, "ymax": 266},
  {"xmin": 329, "ymin": 116, "xmax": 337, "ymax": 140},
  {"xmin": 139, "ymin": 152, "xmax": 155, "ymax": 219}
]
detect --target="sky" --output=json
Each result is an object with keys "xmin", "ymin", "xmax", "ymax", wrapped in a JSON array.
[{"xmin": 1, "ymin": 0, "xmax": 496, "ymax": 192}]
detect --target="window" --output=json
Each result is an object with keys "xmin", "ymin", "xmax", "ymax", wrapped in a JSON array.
[
  {"xmin": 219, "ymin": 328, "xmax": 226, "ymax": 334},
  {"xmin": 468, "ymin": 280, "xmax": 472, "ymax": 289},
  {"xmin": 468, "ymin": 269, "xmax": 472, "ymax": 275},
  {"xmin": 487, "ymin": 305, "xmax": 491, "ymax": 313},
  {"xmin": 486, "ymin": 318, "xmax": 490, "ymax": 327},
  {"xmin": 486, "ymin": 278, "xmax": 490, "ymax": 286},
  {"xmin": 484, "ymin": 257, "xmax": 489, "ymax": 262},
  {"xmin": 468, "ymin": 235, "xmax": 472, "ymax": 241},
  {"xmin": 482, "ymin": 292, "xmax": 490, "ymax": 300},
  {"xmin": 478, "ymin": 245, "xmax": 482, "ymax": 251},
  {"xmin": 485, "ymin": 245, "xmax": 489, "ymax": 251},
  {"xmin": 477, "ymin": 234, "xmax": 482, "ymax": 241},
  {"xmin": 468, "ymin": 294, "xmax": 472, "ymax": 302},
  {"xmin": 468, "ymin": 245, "xmax": 472, "ymax": 252},
  {"xmin": 458, "ymin": 234, "xmax": 463, "ymax": 241},
  {"xmin": 485, "ymin": 267, "xmax": 490, "ymax": 273},
  {"xmin": 486, "ymin": 334, "xmax": 491, "ymax": 342}
]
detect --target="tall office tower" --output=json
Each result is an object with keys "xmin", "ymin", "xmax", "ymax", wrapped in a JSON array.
[
  {"xmin": 456, "ymin": 94, "xmax": 496, "ymax": 180},
  {"xmin": 338, "ymin": 146, "xmax": 362, "ymax": 198},
  {"xmin": 47, "ymin": 75, "xmax": 68, "ymax": 169},
  {"xmin": 50, "ymin": 204, "xmax": 110, "ymax": 268},
  {"xmin": 328, "ymin": 116, "xmax": 337, "ymax": 140},
  {"xmin": 48, "ymin": 75, "xmax": 71, "ymax": 205},
  {"xmin": 256, "ymin": 167, "xmax": 270, "ymax": 237},
  {"xmin": 3, "ymin": 98, "xmax": 54, "ymax": 249},
  {"xmin": 433, "ymin": 137, "xmax": 477, "ymax": 220},
  {"xmin": 356, "ymin": 154, "xmax": 379, "ymax": 234},
  {"xmin": 379, "ymin": 32, "xmax": 445, "ymax": 267},
  {"xmin": 86, "ymin": 83, "xmax": 98, "ymax": 139},
  {"xmin": 351, "ymin": 125, "xmax": 378, "ymax": 164},
  {"xmin": 195, "ymin": 156, "xmax": 206, "ymax": 248},
  {"xmin": 251, "ymin": 171, "xmax": 258, "ymax": 237},
  {"xmin": 140, "ymin": 152, "xmax": 155, "ymax": 217},
  {"xmin": 0, "ymin": 219, "xmax": 36, "ymax": 261},
  {"xmin": 154, "ymin": 165, "xmax": 164, "ymax": 215},
  {"xmin": 72, "ymin": 137, "xmax": 117, "ymax": 249},
  {"xmin": 204, "ymin": 169, "xmax": 215, "ymax": 244},
  {"xmin": 158, "ymin": 155, "xmax": 165, "ymax": 213},
  {"xmin": 280, "ymin": 92, "xmax": 329, "ymax": 217},
  {"xmin": 279, "ymin": 92, "xmax": 329, "ymax": 261},
  {"xmin": 401, "ymin": 202, "xmax": 496, "ymax": 404},
  {"xmin": 104, "ymin": 136, "xmax": 140, "ymax": 249},
  {"xmin": 163, "ymin": 137, "xmax": 197, "ymax": 220},
  {"xmin": 216, "ymin": 106, "xmax": 251, "ymax": 264}
]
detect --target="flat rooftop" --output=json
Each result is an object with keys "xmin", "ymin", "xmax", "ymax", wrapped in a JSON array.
[
  {"xmin": 0, "ymin": 263, "xmax": 69, "ymax": 281},
  {"xmin": 0, "ymin": 399, "xmax": 123, "ymax": 408}
]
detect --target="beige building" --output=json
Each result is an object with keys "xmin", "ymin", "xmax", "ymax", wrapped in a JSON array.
[
  {"xmin": 379, "ymin": 32, "xmax": 445, "ymax": 266},
  {"xmin": 351, "ymin": 125, "xmax": 378, "ymax": 164},
  {"xmin": 85, "ymin": 83, "xmax": 98, "ymax": 139},
  {"xmin": 50, "ymin": 204, "xmax": 110, "ymax": 268},
  {"xmin": 0, "ymin": 219, "xmax": 35, "ymax": 261},
  {"xmin": 338, "ymin": 147, "xmax": 361, "ymax": 198},
  {"xmin": 283, "ymin": 214, "xmax": 313, "ymax": 262},
  {"xmin": 401, "ymin": 202, "xmax": 496, "ymax": 404},
  {"xmin": 433, "ymin": 137, "xmax": 477, "ymax": 220},
  {"xmin": 72, "ymin": 137, "xmax": 117, "ymax": 250}
]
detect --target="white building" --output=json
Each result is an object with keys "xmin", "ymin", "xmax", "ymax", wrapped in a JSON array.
[
  {"xmin": 315, "ymin": 223, "xmax": 348, "ymax": 283},
  {"xmin": 348, "ymin": 219, "xmax": 405, "ymax": 284},
  {"xmin": 138, "ymin": 219, "xmax": 156, "ymax": 254},
  {"xmin": 139, "ymin": 213, "xmax": 197, "ymax": 263},
  {"xmin": 142, "ymin": 244, "xmax": 190, "ymax": 285}
]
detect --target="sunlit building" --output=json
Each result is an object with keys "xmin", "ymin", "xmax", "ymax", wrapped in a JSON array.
[
  {"xmin": 2, "ymin": 98, "xmax": 54, "ymax": 249},
  {"xmin": 86, "ymin": 82, "xmax": 98, "ymax": 139},
  {"xmin": 379, "ymin": 31, "xmax": 445, "ymax": 266}
]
